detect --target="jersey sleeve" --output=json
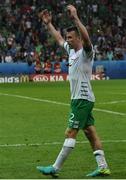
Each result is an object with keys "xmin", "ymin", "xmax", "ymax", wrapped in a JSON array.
[
  {"xmin": 83, "ymin": 44, "xmax": 95, "ymax": 61},
  {"xmin": 63, "ymin": 41, "xmax": 71, "ymax": 55}
]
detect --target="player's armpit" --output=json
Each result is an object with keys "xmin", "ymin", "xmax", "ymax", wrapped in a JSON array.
[{"xmin": 83, "ymin": 44, "xmax": 92, "ymax": 53}]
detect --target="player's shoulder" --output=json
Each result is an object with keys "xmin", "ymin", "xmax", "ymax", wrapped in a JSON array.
[
  {"xmin": 63, "ymin": 41, "xmax": 74, "ymax": 55},
  {"xmin": 82, "ymin": 44, "xmax": 94, "ymax": 59}
]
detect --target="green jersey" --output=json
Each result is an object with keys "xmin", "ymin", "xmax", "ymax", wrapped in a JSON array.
[{"xmin": 63, "ymin": 42, "xmax": 95, "ymax": 102}]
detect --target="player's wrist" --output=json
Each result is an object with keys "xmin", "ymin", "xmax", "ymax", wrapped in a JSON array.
[
  {"xmin": 73, "ymin": 15, "xmax": 79, "ymax": 21},
  {"xmin": 73, "ymin": 16, "xmax": 80, "ymax": 25},
  {"xmin": 44, "ymin": 21, "xmax": 51, "ymax": 26}
]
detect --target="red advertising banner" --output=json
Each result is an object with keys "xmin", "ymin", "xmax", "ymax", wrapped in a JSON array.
[
  {"xmin": 29, "ymin": 74, "xmax": 69, "ymax": 82},
  {"xmin": 29, "ymin": 73, "xmax": 107, "ymax": 82},
  {"xmin": 91, "ymin": 73, "xmax": 107, "ymax": 80},
  {"xmin": 0, "ymin": 73, "xmax": 107, "ymax": 83}
]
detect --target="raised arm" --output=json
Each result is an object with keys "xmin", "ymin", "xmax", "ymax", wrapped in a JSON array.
[
  {"xmin": 67, "ymin": 5, "xmax": 92, "ymax": 49},
  {"xmin": 39, "ymin": 10, "xmax": 65, "ymax": 46}
]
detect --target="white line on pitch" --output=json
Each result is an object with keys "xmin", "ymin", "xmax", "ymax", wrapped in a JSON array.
[
  {"xmin": 0, "ymin": 140, "xmax": 126, "ymax": 148},
  {"xmin": 0, "ymin": 93, "xmax": 126, "ymax": 116},
  {"xmin": 97, "ymin": 100, "xmax": 126, "ymax": 104},
  {"xmin": 107, "ymin": 92, "xmax": 126, "ymax": 95},
  {"xmin": 93, "ymin": 108, "xmax": 126, "ymax": 116},
  {"xmin": 0, "ymin": 93, "xmax": 69, "ymax": 106}
]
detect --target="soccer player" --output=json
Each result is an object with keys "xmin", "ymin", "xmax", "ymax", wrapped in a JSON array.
[{"xmin": 37, "ymin": 5, "xmax": 111, "ymax": 177}]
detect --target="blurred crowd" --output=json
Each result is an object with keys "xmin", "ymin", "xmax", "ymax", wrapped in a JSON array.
[{"xmin": 0, "ymin": 0, "xmax": 126, "ymax": 66}]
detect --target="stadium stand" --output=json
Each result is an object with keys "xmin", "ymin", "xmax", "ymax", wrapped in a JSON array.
[{"xmin": 0, "ymin": 0, "xmax": 126, "ymax": 68}]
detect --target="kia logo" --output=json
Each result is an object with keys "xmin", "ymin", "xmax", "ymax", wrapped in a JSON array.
[{"xmin": 33, "ymin": 75, "xmax": 49, "ymax": 81}]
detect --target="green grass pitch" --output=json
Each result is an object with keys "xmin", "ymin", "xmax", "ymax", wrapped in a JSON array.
[{"xmin": 0, "ymin": 80, "xmax": 126, "ymax": 179}]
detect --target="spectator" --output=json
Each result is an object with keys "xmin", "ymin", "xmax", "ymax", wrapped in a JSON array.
[
  {"xmin": 34, "ymin": 52, "xmax": 42, "ymax": 74},
  {"xmin": 43, "ymin": 58, "xmax": 52, "ymax": 74},
  {"xmin": 53, "ymin": 56, "xmax": 61, "ymax": 74},
  {"xmin": 0, "ymin": 0, "xmax": 126, "ymax": 64},
  {"xmin": 114, "ymin": 44, "xmax": 123, "ymax": 60},
  {"xmin": 4, "ymin": 52, "xmax": 13, "ymax": 63},
  {"xmin": 106, "ymin": 48, "xmax": 114, "ymax": 61}
]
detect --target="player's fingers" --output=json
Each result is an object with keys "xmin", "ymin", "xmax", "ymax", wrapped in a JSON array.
[
  {"xmin": 67, "ymin": 4, "xmax": 74, "ymax": 10},
  {"xmin": 39, "ymin": 9, "xmax": 49, "ymax": 18},
  {"xmin": 67, "ymin": 5, "xmax": 71, "ymax": 10},
  {"xmin": 49, "ymin": 11, "xmax": 52, "ymax": 18},
  {"xmin": 42, "ymin": 9, "xmax": 48, "ymax": 14},
  {"xmin": 67, "ymin": 5, "xmax": 73, "ymax": 15}
]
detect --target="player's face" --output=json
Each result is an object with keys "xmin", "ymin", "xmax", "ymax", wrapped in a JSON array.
[{"xmin": 66, "ymin": 31, "xmax": 80, "ymax": 49}]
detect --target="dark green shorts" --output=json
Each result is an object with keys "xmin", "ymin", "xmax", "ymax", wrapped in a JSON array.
[{"xmin": 68, "ymin": 99, "xmax": 95, "ymax": 129}]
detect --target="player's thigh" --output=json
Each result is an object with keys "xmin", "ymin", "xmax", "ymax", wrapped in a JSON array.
[
  {"xmin": 68, "ymin": 99, "xmax": 94, "ymax": 129},
  {"xmin": 85, "ymin": 112, "xmax": 95, "ymax": 128}
]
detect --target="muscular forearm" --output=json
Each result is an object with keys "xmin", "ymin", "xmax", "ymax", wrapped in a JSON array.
[
  {"xmin": 46, "ymin": 23, "xmax": 64, "ymax": 46},
  {"xmin": 73, "ymin": 16, "xmax": 91, "ymax": 47}
]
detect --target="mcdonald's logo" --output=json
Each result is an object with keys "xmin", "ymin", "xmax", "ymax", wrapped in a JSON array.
[{"xmin": 20, "ymin": 75, "xmax": 29, "ymax": 83}]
